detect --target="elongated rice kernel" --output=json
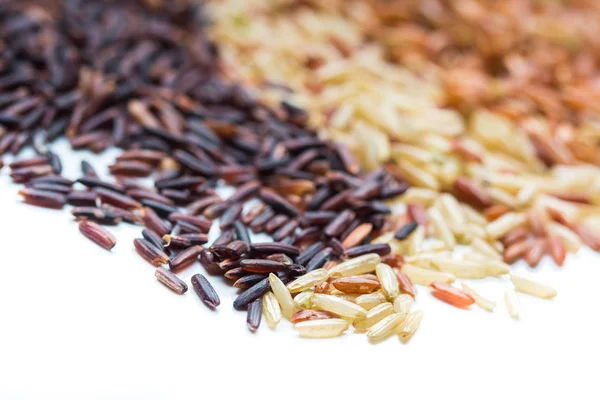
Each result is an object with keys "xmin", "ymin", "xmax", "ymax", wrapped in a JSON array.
[
  {"xmin": 376, "ymin": 263, "xmax": 400, "ymax": 300},
  {"xmin": 355, "ymin": 291, "xmax": 388, "ymax": 310},
  {"xmin": 510, "ymin": 274, "xmax": 557, "ymax": 299},
  {"xmin": 505, "ymin": 288, "xmax": 520, "ymax": 319},
  {"xmin": 485, "ymin": 212, "xmax": 527, "ymax": 239},
  {"xmin": 430, "ymin": 282, "xmax": 475, "ymax": 309},
  {"xmin": 408, "ymin": 225, "xmax": 425, "ymax": 255},
  {"xmin": 431, "ymin": 258, "xmax": 509, "ymax": 279},
  {"xmin": 311, "ymin": 294, "xmax": 367, "ymax": 319},
  {"xmin": 547, "ymin": 222, "xmax": 582, "ymax": 253},
  {"xmin": 398, "ymin": 310, "xmax": 424, "ymax": 341},
  {"xmin": 428, "ymin": 207, "xmax": 456, "ymax": 249},
  {"xmin": 393, "ymin": 294, "xmax": 414, "ymax": 314},
  {"xmin": 401, "ymin": 188, "xmax": 438, "ymax": 205},
  {"xmin": 269, "ymin": 273, "xmax": 295, "ymax": 319},
  {"xmin": 327, "ymin": 253, "xmax": 381, "ymax": 277},
  {"xmin": 471, "ymin": 237, "xmax": 501, "ymax": 259},
  {"xmin": 367, "ymin": 313, "xmax": 407, "ymax": 341},
  {"xmin": 461, "ymin": 204, "xmax": 487, "ymax": 226},
  {"xmin": 439, "ymin": 194, "xmax": 466, "ymax": 236},
  {"xmin": 293, "ymin": 291, "xmax": 313, "ymax": 309},
  {"xmin": 460, "ymin": 281, "xmax": 496, "ymax": 312},
  {"xmin": 405, "ymin": 252, "xmax": 451, "ymax": 270},
  {"xmin": 287, "ymin": 269, "xmax": 329, "ymax": 293},
  {"xmin": 262, "ymin": 292, "xmax": 282, "ymax": 329},
  {"xmin": 353, "ymin": 302, "xmax": 394, "ymax": 332},
  {"xmin": 295, "ymin": 318, "xmax": 349, "ymax": 338},
  {"xmin": 402, "ymin": 263, "xmax": 455, "ymax": 286}
]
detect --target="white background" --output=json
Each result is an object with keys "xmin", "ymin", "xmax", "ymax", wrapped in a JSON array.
[{"xmin": 0, "ymin": 141, "xmax": 598, "ymax": 399}]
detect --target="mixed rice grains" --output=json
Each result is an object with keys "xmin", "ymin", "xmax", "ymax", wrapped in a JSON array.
[{"xmin": 2, "ymin": 0, "xmax": 597, "ymax": 342}]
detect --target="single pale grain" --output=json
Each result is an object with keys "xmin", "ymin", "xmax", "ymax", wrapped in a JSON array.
[
  {"xmin": 327, "ymin": 253, "xmax": 381, "ymax": 277},
  {"xmin": 311, "ymin": 294, "xmax": 367, "ymax": 319},
  {"xmin": 429, "ymin": 207, "xmax": 456, "ymax": 249},
  {"xmin": 510, "ymin": 274, "xmax": 557, "ymax": 299},
  {"xmin": 398, "ymin": 310, "xmax": 424, "ymax": 341},
  {"xmin": 293, "ymin": 291, "xmax": 313, "ymax": 309},
  {"xmin": 547, "ymin": 222, "xmax": 582, "ymax": 253},
  {"xmin": 295, "ymin": 319, "xmax": 349, "ymax": 338},
  {"xmin": 353, "ymin": 302, "xmax": 394, "ymax": 332},
  {"xmin": 471, "ymin": 237, "xmax": 501, "ymax": 259},
  {"xmin": 287, "ymin": 269, "xmax": 328, "ymax": 293},
  {"xmin": 408, "ymin": 225, "xmax": 425, "ymax": 255},
  {"xmin": 431, "ymin": 258, "xmax": 509, "ymax": 279},
  {"xmin": 402, "ymin": 263, "xmax": 455, "ymax": 286},
  {"xmin": 355, "ymin": 291, "xmax": 388, "ymax": 310},
  {"xmin": 505, "ymin": 288, "xmax": 520, "ymax": 319},
  {"xmin": 269, "ymin": 273, "xmax": 295, "ymax": 319},
  {"xmin": 486, "ymin": 213, "xmax": 527, "ymax": 239},
  {"xmin": 367, "ymin": 313, "xmax": 407, "ymax": 341},
  {"xmin": 393, "ymin": 294, "xmax": 414, "ymax": 314},
  {"xmin": 460, "ymin": 281, "xmax": 496, "ymax": 311},
  {"xmin": 376, "ymin": 263, "xmax": 400, "ymax": 300},
  {"xmin": 262, "ymin": 292, "xmax": 282, "ymax": 329}
]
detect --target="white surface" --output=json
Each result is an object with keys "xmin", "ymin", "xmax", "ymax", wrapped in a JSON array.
[{"xmin": 0, "ymin": 141, "xmax": 599, "ymax": 399}]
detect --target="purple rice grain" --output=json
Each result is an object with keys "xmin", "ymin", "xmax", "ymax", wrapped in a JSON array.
[
  {"xmin": 265, "ymin": 214, "xmax": 289, "ymax": 234},
  {"xmin": 66, "ymin": 191, "xmax": 98, "ymax": 207},
  {"xmin": 259, "ymin": 188, "xmax": 300, "ymax": 217},
  {"xmin": 127, "ymin": 189, "xmax": 176, "ymax": 206},
  {"xmin": 168, "ymin": 213, "xmax": 212, "ymax": 233},
  {"xmin": 199, "ymin": 250, "xmax": 221, "ymax": 275},
  {"xmin": 224, "ymin": 267, "xmax": 247, "ymax": 281},
  {"xmin": 77, "ymin": 177, "xmax": 125, "ymax": 194},
  {"xmin": 220, "ymin": 202, "xmax": 243, "ymax": 230},
  {"xmin": 249, "ymin": 206, "xmax": 275, "ymax": 231},
  {"xmin": 170, "ymin": 245, "xmax": 203, "ymax": 271},
  {"xmin": 234, "ymin": 274, "xmax": 266, "ymax": 289},
  {"xmin": 246, "ymin": 298, "xmax": 262, "ymax": 333},
  {"xmin": 140, "ymin": 199, "xmax": 177, "ymax": 218},
  {"xmin": 250, "ymin": 242, "xmax": 300, "ymax": 258},
  {"xmin": 27, "ymin": 182, "xmax": 72, "ymax": 195},
  {"xmin": 296, "ymin": 242, "xmax": 325, "ymax": 266},
  {"xmin": 134, "ymin": 238, "xmax": 170, "ymax": 267},
  {"xmin": 191, "ymin": 273, "xmax": 220, "ymax": 309},
  {"xmin": 141, "ymin": 207, "xmax": 172, "ymax": 237},
  {"xmin": 394, "ymin": 222, "xmax": 419, "ymax": 241},
  {"xmin": 186, "ymin": 196, "xmax": 222, "ymax": 215},
  {"xmin": 213, "ymin": 230, "xmax": 236, "ymax": 247},
  {"xmin": 10, "ymin": 164, "xmax": 53, "ymax": 183},
  {"xmin": 324, "ymin": 210, "xmax": 356, "ymax": 237},
  {"xmin": 9, "ymin": 156, "xmax": 49, "ymax": 169},
  {"xmin": 306, "ymin": 248, "xmax": 333, "ymax": 273},
  {"xmin": 227, "ymin": 240, "xmax": 251, "ymax": 258},
  {"xmin": 155, "ymin": 176, "xmax": 205, "ymax": 191},
  {"xmin": 155, "ymin": 267, "xmax": 188, "ymax": 295},
  {"xmin": 179, "ymin": 233, "xmax": 209, "ymax": 246},
  {"xmin": 272, "ymin": 219, "xmax": 299, "ymax": 241},
  {"xmin": 175, "ymin": 220, "xmax": 204, "ymax": 234},
  {"xmin": 142, "ymin": 229, "xmax": 165, "ymax": 250},
  {"xmin": 227, "ymin": 180, "xmax": 261, "ymax": 203},
  {"xmin": 163, "ymin": 234, "xmax": 192, "ymax": 249},
  {"xmin": 78, "ymin": 220, "xmax": 117, "ymax": 251},
  {"xmin": 233, "ymin": 277, "xmax": 271, "ymax": 310},
  {"xmin": 345, "ymin": 243, "xmax": 392, "ymax": 258},
  {"xmin": 18, "ymin": 188, "xmax": 66, "ymax": 209},
  {"xmin": 233, "ymin": 220, "xmax": 251, "ymax": 244},
  {"xmin": 240, "ymin": 259, "xmax": 287, "ymax": 273},
  {"xmin": 72, "ymin": 207, "xmax": 121, "ymax": 225},
  {"xmin": 327, "ymin": 238, "xmax": 346, "ymax": 258}
]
